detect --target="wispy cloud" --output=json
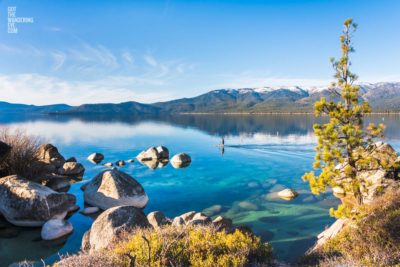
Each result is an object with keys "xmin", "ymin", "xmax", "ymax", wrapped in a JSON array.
[{"xmin": 0, "ymin": 73, "xmax": 180, "ymax": 105}]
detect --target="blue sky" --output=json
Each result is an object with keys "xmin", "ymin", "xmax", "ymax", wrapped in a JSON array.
[{"xmin": 0, "ymin": 0, "xmax": 399, "ymax": 105}]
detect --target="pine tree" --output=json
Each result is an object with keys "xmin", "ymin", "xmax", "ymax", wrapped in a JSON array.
[{"xmin": 302, "ymin": 19, "xmax": 387, "ymax": 218}]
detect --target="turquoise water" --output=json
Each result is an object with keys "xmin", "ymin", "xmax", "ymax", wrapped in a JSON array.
[{"xmin": 1, "ymin": 114, "xmax": 399, "ymax": 266}]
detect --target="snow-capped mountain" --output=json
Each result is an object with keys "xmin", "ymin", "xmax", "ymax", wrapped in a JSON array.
[{"xmin": 2, "ymin": 82, "xmax": 400, "ymax": 114}]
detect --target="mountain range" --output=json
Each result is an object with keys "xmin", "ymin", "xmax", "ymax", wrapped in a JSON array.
[{"xmin": 1, "ymin": 82, "xmax": 400, "ymax": 114}]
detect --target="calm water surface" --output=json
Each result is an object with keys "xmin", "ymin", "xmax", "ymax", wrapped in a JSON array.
[{"xmin": 1, "ymin": 114, "xmax": 399, "ymax": 266}]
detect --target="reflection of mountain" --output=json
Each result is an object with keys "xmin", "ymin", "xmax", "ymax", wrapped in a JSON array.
[{"xmin": 1, "ymin": 113, "xmax": 399, "ymax": 141}]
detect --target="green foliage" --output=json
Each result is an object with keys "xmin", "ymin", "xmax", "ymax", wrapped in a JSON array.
[
  {"xmin": 302, "ymin": 19, "xmax": 387, "ymax": 217},
  {"xmin": 55, "ymin": 225, "xmax": 273, "ymax": 267},
  {"xmin": 113, "ymin": 225, "xmax": 272, "ymax": 267}
]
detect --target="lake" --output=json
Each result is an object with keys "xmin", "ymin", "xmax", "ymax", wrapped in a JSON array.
[{"xmin": 1, "ymin": 114, "xmax": 399, "ymax": 266}]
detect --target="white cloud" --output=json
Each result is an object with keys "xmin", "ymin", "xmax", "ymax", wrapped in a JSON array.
[
  {"xmin": 0, "ymin": 73, "xmax": 179, "ymax": 105},
  {"xmin": 122, "ymin": 51, "xmax": 134, "ymax": 64}
]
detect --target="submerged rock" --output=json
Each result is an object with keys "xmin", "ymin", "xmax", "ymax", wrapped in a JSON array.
[
  {"xmin": 0, "ymin": 175, "xmax": 76, "ymax": 226},
  {"xmin": 80, "ymin": 207, "xmax": 100, "ymax": 215},
  {"xmin": 171, "ymin": 153, "xmax": 191, "ymax": 168},
  {"xmin": 41, "ymin": 219, "xmax": 73, "ymax": 240},
  {"xmin": 82, "ymin": 206, "xmax": 150, "ymax": 252},
  {"xmin": 115, "ymin": 160, "xmax": 125, "ymax": 167},
  {"xmin": 87, "ymin": 153, "xmax": 104, "ymax": 164},
  {"xmin": 277, "ymin": 188, "xmax": 298, "ymax": 200},
  {"xmin": 103, "ymin": 162, "xmax": 113, "ymax": 167},
  {"xmin": 84, "ymin": 169, "xmax": 148, "ymax": 210},
  {"xmin": 58, "ymin": 162, "xmax": 85, "ymax": 176},
  {"xmin": 138, "ymin": 158, "xmax": 168, "ymax": 170}
]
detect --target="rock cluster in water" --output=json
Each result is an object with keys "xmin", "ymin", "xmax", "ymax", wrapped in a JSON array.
[{"xmin": 0, "ymin": 142, "xmax": 193, "ymax": 245}]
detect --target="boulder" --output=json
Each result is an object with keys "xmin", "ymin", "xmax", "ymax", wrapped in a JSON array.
[
  {"xmin": 156, "ymin": 146, "xmax": 169, "ymax": 159},
  {"xmin": 42, "ymin": 174, "xmax": 71, "ymax": 192},
  {"xmin": 58, "ymin": 162, "xmax": 85, "ymax": 176},
  {"xmin": 87, "ymin": 153, "xmax": 104, "ymax": 164},
  {"xmin": 65, "ymin": 157, "xmax": 77, "ymax": 163},
  {"xmin": 277, "ymin": 188, "xmax": 298, "ymax": 200},
  {"xmin": 83, "ymin": 206, "xmax": 150, "ymax": 252},
  {"xmin": 127, "ymin": 159, "xmax": 135, "ymax": 163},
  {"xmin": 103, "ymin": 162, "xmax": 113, "ymax": 167},
  {"xmin": 0, "ymin": 141, "xmax": 11, "ymax": 162},
  {"xmin": 171, "ymin": 153, "xmax": 191, "ymax": 168},
  {"xmin": 80, "ymin": 207, "xmax": 100, "ymax": 215},
  {"xmin": 212, "ymin": 216, "xmax": 232, "ymax": 231},
  {"xmin": 172, "ymin": 216, "xmax": 185, "ymax": 227},
  {"xmin": 147, "ymin": 211, "xmax": 170, "ymax": 228},
  {"xmin": 188, "ymin": 212, "xmax": 212, "ymax": 226},
  {"xmin": 37, "ymin": 144, "xmax": 65, "ymax": 168},
  {"xmin": 115, "ymin": 160, "xmax": 125, "ymax": 167},
  {"xmin": 41, "ymin": 219, "xmax": 73, "ymax": 240},
  {"xmin": 136, "ymin": 147, "xmax": 159, "ymax": 161},
  {"xmin": 0, "ymin": 175, "xmax": 76, "ymax": 226},
  {"xmin": 179, "ymin": 211, "xmax": 196, "ymax": 223},
  {"xmin": 308, "ymin": 219, "xmax": 348, "ymax": 253},
  {"xmin": 84, "ymin": 169, "xmax": 148, "ymax": 210}
]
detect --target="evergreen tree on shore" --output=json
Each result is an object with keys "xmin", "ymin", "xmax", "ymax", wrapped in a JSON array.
[{"xmin": 302, "ymin": 19, "xmax": 388, "ymax": 218}]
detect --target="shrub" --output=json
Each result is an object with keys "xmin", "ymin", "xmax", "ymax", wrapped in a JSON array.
[
  {"xmin": 301, "ymin": 189, "xmax": 400, "ymax": 266},
  {"xmin": 55, "ymin": 225, "xmax": 273, "ymax": 267},
  {"xmin": 0, "ymin": 128, "xmax": 42, "ymax": 180}
]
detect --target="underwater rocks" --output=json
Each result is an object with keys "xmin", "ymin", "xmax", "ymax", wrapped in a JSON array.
[
  {"xmin": 0, "ymin": 175, "xmax": 76, "ymax": 227},
  {"xmin": 41, "ymin": 219, "xmax": 73, "ymax": 240},
  {"xmin": 84, "ymin": 169, "xmax": 148, "ymax": 210},
  {"xmin": 171, "ymin": 153, "xmax": 191, "ymax": 168},
  {"xmin": 82, "ymin": 205, "xmax": 150, "ymax": 252},
  {"xmin": 87, "ymin": 153, "xmax": 104, "ymax": 164},
  {"xmin": 277, "ymin": 188, "xmax": 298, "ymax": 200}
]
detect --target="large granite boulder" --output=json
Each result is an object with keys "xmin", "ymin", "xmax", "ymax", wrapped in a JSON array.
[
  {"xmin": 84, "ymin": 169, "xmax": 148, "ymax": 210},
  {"xmin": 0, "ymin": 175, "xmax": 76, "ymax": 226},
  {"xmin": 58, "ymin": 162, "xmax": 85, "ymax": 176},
  {"xmin": 334, "ymin": 142, "xmax": 400, "ymax": 203},
  {"xmin": 82, "ymin": 206, "xmax": 150, "ymax": 252},
  {"xmin": 37, "ymin": 144, "xmax": 65, "ymax": 168},
  {"xmin": 171, "ymin": 153, "xmax": 191, "ymax": 168},
  {"xmin": 0, "ymin": 141, "xmax": 11, "ymax": 162},
  {"xmin": 41, "ymin": 219, "xmax": 73, "ymax": 240}
]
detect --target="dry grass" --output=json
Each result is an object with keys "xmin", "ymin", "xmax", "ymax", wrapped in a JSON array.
[
  {"xmin": 55, "ymin": 225, "xmax": 273, "ymax": 267},
  {"xmin": 0, "ymin": 127, "xmax": 43, "ymax": 180},
  {"xmin": 300, "ymin": 189, "xmax": 400, "ymax": 266}
]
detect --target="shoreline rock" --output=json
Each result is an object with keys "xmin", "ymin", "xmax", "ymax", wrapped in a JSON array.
[
  {"xmin": 0, "ymin": 175, "xmax": 76, "ymax": 227},
  {"xmin": 84, "ymin": 169, "xmax": 148, "ymax": 210},
  {"xmin": 41, "ymin": 219, "xmax": 73, "ymax": 240}
]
